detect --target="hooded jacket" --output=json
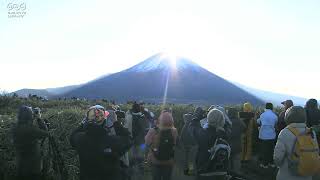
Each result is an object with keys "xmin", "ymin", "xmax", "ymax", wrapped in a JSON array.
[
  {"xmin": 188, "ymin": 109, "xmax": 226, "ymax": 174},
  {"xmin": 145, "ymin": 112, "xmax": 178, "ymax": 165}
]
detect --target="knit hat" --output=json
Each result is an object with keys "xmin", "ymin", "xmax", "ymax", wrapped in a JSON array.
[
  {"xmin": 243, "ymin": 102, "xmax": 253, "ymax": 112},
  {"xmin": 194, "ymin": 107, "xmax": 205, "ymax": 120},
  {"xmin": 159, "ymin": 112, "xmax": 174, "ymax": 129},
  {"xmin": 87, "ymin": 105, "xmax": 109, "ymax": 125},
  {"xmin": 207, "ymin": 109, "xmax": 225, "ymax": 129},
  {"xmin": 285, "ymin": 106, "xmax": 307, "ymax": 124}
]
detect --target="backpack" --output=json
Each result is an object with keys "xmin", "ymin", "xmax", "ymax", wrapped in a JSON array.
[
  {"xmin": 152, "ymin": 127, "xmax": 175, "ymax": 161},
  {"xmin": 199, "ymin": 137, "xmax": 231, "ymax": 176},
  {"xmin": 287, "ymin": 126, "xmax": 320, "ymax": 176}
]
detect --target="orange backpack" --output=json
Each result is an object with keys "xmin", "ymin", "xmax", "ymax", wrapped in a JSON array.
[{"xmin": 288, "ymin": 126, "xmax": 320, "ymax": 176}]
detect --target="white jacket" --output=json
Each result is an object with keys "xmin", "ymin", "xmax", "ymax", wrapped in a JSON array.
[{"xmin": 274, "ymin": 123, "xmax": 319, "ymax": 180}]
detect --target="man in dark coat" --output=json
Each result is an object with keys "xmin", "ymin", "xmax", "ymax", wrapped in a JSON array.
[
  {"xmin": 277, "ymin": 100, "xmax": 293, "ymax": 134},
  {"xmin": 228, "ymin": 108, "xmax": 246, "ymax": 173},
  {"xmin": 305, "ymin": 99, "xmax": 320, "ymax": 127},
  {"xmin": 12, "ymin": 106, "xmax": 49, "ymax": 180},
  {"xmin": 70, "ymin": 105, "xmax": 132, "ymax": 180},
  {"xmin": 180, "ymin": 111, "xmax": 197, "ymax": 175}
]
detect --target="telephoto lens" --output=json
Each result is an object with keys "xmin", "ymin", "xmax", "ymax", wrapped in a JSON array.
[{"xmin": 115, "ymin": 110, "xmax": 125, "ymax": 119}]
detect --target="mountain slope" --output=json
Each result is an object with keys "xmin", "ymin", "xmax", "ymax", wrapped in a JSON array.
[
  {"xmin": 46, "ymin": 85, "xmax": 82, "ymax": 95},
  {"xmin": 234, "ymin": 83, "xmax": 309, "ymax": 106},
  {"xmin": 62, "ymin": 53, "xmax": 263, "ymax": 105}
]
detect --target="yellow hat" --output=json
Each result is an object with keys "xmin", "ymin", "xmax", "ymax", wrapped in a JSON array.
[{"xmin": 243, "ymin": 102, "xmax": 253, "ymax": 112}]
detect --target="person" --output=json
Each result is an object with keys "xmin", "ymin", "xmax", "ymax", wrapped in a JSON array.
[
  {"xmin": 179, "ymin": 107, "xmax": 200, "ymax": 175},
  {"xmin": 145, "ymin": 111, "xmax": 178, "ymax": 180},
  {"xmin": 305, "ymin": 99, "xmax": 320, "ymax": 127},
  {"xmin": 139, "ymin": 101, "xmax": 153, "ymax": 130},
  {"xmin": 70, "ymin": 105, "xmax": 132, "ymax": 180},
  {"xmin": 124, "ymin": 103, "xmax": 146, "ymax": 177},
  {"xmin": 11, "ymin": 106, "xmax": 49, "ymax": 180},
  {"xmin": 188, "ymin": 108, "xmax": 227, "ymax": 180},
  {"xmin": 239, "ymin": 102, "xmax": 256, "ymax": 164},
  {"xmin": 124, "ymin": 103, "xmax": 145, "ymax": 145},
  {"xmin": 106, "ymin": 106, "xmax": 133, "ymax": 180},
  {"xmin": 277, "ymin": 100, "xmax": 293, "ymax": 135},
  {"xmin": 257, "ymin": 102, "xmax": 278, "ymax": 168},
  {"xmin": 208, "ymin": 105, "xmax": 232, "ymax": 140},
  {"xmin": 274, "ymin": 106, "xmax": 320, "ymax": 180},
  {"xmin": 188, "ymin": 107, "xmax": 205, "ymax": 128},
  {"xmin": 228, "ymin": 107, "xmax": 246, "ymax": 173}
]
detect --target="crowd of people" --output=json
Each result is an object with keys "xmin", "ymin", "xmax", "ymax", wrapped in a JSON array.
[{"xmin": 10, "ymin": 98, "xmax": 320, "ymax": 180}]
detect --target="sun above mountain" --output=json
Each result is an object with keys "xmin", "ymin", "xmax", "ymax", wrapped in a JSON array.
[{"xmin": 159, "ymin": 52, "xmax": 178, "ymax": 68}]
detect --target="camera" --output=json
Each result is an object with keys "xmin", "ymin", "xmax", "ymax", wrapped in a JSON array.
[
  {"xmin": 33, "ymin": 107, "xmax": 41, "ymax": 115},
  {"xmin": 115, "ymin": 110, "xmax": 125, "ymax": 119}
]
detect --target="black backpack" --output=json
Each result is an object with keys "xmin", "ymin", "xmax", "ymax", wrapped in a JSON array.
[
  {"xmin": 198, "ymin": 137, "xmax": 231, "ymax": 176},
  {"xmin": 152, "ymin": 128, "xmax": 175, "ymax": 161}
]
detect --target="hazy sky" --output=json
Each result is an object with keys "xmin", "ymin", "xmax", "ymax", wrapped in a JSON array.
[{"xmin": 0, "ymin": 0, "xmax": 319, "ymax": 99}]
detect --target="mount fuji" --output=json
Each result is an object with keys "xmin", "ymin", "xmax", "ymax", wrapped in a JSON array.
[{"xmin": 60, "ymin": 53, "xmax": 263, "ymax": 105}]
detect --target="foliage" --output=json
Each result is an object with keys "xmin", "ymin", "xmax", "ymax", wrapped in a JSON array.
[{"xmin": 0, "ymin": 95, "xmax": 275, "ymax": 180}]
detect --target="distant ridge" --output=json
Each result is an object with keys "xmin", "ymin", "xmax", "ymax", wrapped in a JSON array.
[{"xmin": 234, "ymin": 83, "xmax": 309, "ymax": 106}]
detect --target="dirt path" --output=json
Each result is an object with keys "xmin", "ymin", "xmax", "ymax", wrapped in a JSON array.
[{"xmin": 130, "ymin": 145, "xmax": 277, "ymax": 180}]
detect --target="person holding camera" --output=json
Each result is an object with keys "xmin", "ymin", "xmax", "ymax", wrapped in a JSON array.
[
  {"xmin": 11, "ymin": 105, "xmax": 49, "ymax": 180},
  {"xmin": 70, "ymin": 105, "xmax": 132, "ymax": 180}
]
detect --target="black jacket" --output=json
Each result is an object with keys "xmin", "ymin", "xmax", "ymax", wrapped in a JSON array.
[
  {"xmin": 305, "ymin": 99, "xmax": 320, "ymax": 127},
  {"xmin": 188, "ymin": 120, "xmax": 226, "ymax": 173},
  {"xmin": 230, "ymin": 117, "xmax": 245, "ymax": 155},
  {"xmin": 70, "ymin": 122, "xmax": 132, "ymax": 180}
]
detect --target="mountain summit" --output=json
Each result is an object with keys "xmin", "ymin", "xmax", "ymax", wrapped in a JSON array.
[
  {"xmin": 125, "ymin": 53, "xmax": 203, "ymax": 73},
  {"xmin": 61, "ymin": 53, "xmax": 263, "ymax": 104}
]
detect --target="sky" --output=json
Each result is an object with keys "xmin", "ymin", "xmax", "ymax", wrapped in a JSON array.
[{"xmin": 0, "ymin": 0, "xmax": 319, "ymax": 99}]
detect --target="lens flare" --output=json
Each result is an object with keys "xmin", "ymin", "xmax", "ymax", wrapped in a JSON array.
[
  {"xmin": 160, "ymin": 52, "xmax": 179, "ymax": 107},
  {"xmin": 159, "ymin": 52, "xmax": 177, "ymax": 69},
  {"xmin": 162, "ymin": 71, "xmax": 170, "ymax": 106}
]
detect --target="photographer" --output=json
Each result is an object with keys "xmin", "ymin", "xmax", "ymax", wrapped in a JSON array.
[
  {"xmin": 70, "ymin": 105, "xmax": 132, "ymax": 180},
  {"xmin": 11, "ymin": 106, "xmax": 49, "ymax": 180},
  {"xmin": 33, "ymin": 107, "xmax": 49, "ymax": 131}
]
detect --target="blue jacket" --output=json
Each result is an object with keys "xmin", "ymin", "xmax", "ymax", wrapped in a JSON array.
[{"xmin": 257, "ymin": 110, "xmax": 278, "ymax": 140}]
